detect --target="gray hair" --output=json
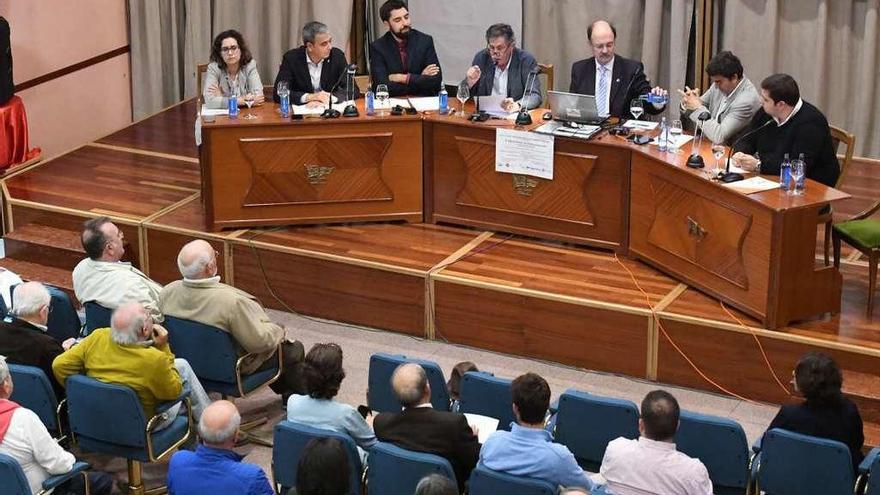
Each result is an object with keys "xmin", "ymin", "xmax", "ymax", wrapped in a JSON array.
[
  {"xmin": 392, "ymin": 363, "xmax": 428, "ymax": 408},
  {"xmin": 177, "ymin": 248, "xmax": 213, "ymax": 280},
  {"xmin": 10, "ymin": 281, "xmax": 50, "ymax": 318},
  {"xmin": 0, "ymin": 355, "xmax": 9, "ymax": 386},
  {"xmin": 111, "ymin": 310, "xmax": 144, "ymax": 345},
  {"xmin": 414, "ymin": 474, "xmax": 457, "ymax": 495},
  {"xmin": 485, "ymin": 23, "xmax": 515, "ymax": 44},
  {"xmin": 302, "ymin": 21, "xmax": 329, "ymax": 45},
  {"xmin": 198, "ymin": 407, "xmax": 241, "ymax": 444}
]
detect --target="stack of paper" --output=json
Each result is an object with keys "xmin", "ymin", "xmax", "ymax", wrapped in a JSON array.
[
  {"xmin": 200, "ymin": 106, "xmax": 228, "ymax": 116},
  {"xmin": 623, "ymin": 120, "xmax": 659, "ymax": 131},
  {"xmin": 463, "ymin": 413, "xmax": 500, "ymax": 444},
  {"xmin": 722, "ymin": 176, "xmax": 780, "ymax": 194},
  {"xmin": 408, "ymin": 97, "xmax": 440, "ymax": 112}
]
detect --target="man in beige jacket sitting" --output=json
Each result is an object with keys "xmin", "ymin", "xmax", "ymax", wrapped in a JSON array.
[{"xmin": 159, "ymin": 240, "xmax": 304, "ymax": 401}]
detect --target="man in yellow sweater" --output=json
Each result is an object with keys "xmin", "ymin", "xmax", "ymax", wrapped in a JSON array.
[{"xmin": 52, "ymin": 302, "xmax": 211, "ymax": 428}]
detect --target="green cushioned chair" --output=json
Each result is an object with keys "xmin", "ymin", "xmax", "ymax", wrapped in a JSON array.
[{"xmin": 833, "ymin": 199, "xmax": 880, "ymax": 317}]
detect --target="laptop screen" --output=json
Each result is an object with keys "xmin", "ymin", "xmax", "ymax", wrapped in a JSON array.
[{"xmin": 548, "ymin": 90, "xmax": 601, "ymax": 124}]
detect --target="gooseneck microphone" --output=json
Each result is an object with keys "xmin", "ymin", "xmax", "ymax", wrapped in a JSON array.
[
  {"xmin": 720, "ymin": 119, "xmax": 773, "ymax": 183},
  {"xmin": 686, "ymin": 111, "xmax": 711, "ymax": 169},
  {"xmin": 515, "ymin": 67, "xmax": 540, "ymax": 126},
  {"xmin": 342, "ymin": 64, "xmax": 359, "ymax": 117},
  {"xmin": 322, "ymin": 63, "xmax": 357, "ymax": 119}
]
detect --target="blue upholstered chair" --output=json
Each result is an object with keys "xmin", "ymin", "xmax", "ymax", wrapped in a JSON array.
[
  {"xmin": 164, "ymin": 315, "xmax": 281, "ymax": 446},
  {"xmin": 459, "ymin": 371, "xmax": 515, "ymax": 431},
  {"xmin": 44, "ymin": 285, "xmax": 82, "ymax": 342},
  {"xmin": 82, "ymin": 301, "xmax": 112, "ymax": 336},
  {"xmin": 468, "ymin": 465, "xmax": 556, "ymax": 495},
  {"xmin": 751, "ymin": 428, "xmax": 854, "ymax": 495},
  {"xmin": 367, "ymin": 353, "xmax": 450, "ymax": 413},
  {"xmin": 0, "ymin": 452, "xmax": 91, "ymax": 495},
  {"xmin": 366, "ymin": 442, "xmax": 456, "ymax": 495},
  {"xmin": 65, "ymin": 374, "xmax": 192, "ymax": 494},
  {"xmin": 8, "ymin": 364, "xmax": 63, "ymax": 439},
  {"xmin": 553, "ymin": 388, "xmax": 639, "ymax": 472},
  {"xmin": 675, "ymin": 410, "xmax": 750, "ymax": 495},
  {"xmin": 272, "ymin": 420, "xmax": 363, "ymax": 494},
  {"xmin": 859, "ymin": 447, "xmax": 880, "ymax": 495}
]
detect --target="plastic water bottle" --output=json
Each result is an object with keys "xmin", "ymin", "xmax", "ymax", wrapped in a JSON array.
[
  {"xmin": 658, "ymin": 117, "xmax": 669, "ymax": 152},
  {"xmin": 365, "ymin": 85, "xmax": 375, "ymax": 116},
  {"xmin": 439, "ymin": 85, "xmax": 448, "ymax": 115},
  {"xmin": 793, "ymin": 153, "xmax": 806, "ymax": 195},
  {"xmin": 779, "ymin": 153, "xmax": 791, "ymax": 190},
  {"xmin": 228, "ymin": 93, "xmax": 239, "ymax": 119}
]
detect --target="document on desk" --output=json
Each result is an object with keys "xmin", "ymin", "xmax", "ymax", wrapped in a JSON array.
[
  {"xmin": 200, "ymin": 106, "xmax": 228, "ymax": 116},
  {"xmin": 623, "ymin": 119, "xmax": 659, "ymax": 131},
  {"xmin": 389, "ymin": 98, "xmax": 411, "ymax": 108},
  {"xmin": 463, "ymin": 413, "xmax": 499, "ymax": 444},
  {"xmin": 408, "ymin": 97, "xmax": 440, "ymax": 112},
  {"xmin": 292, "ymin": 102, "xmax": 350, "ymax": 116},
  {"xmin": 495, "ymin": 128, "xmax": 555, "ymax": 180},
  {"xmin": 476, "ymin": 95, "xmax": 517, "ymax": 118},
  {"xmin": 722, "ymin": 176, "xmax": 780, "ymax": 194}
]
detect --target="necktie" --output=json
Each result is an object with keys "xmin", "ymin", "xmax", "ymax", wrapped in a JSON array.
[{"xmin": 597, "ymin": 65, "xmax": 608, "ymax": 116}]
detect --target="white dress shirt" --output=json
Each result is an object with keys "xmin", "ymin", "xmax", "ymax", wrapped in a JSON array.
[
  {"xmin": 775, "ymin": 98, "xmax": 803, "ymax": 127},
  {"xmin": 598, "ymin": 437, "xmax": 713, "ymax": 495},
  {"xmin": 0, "ymin": 407, "xmax": 76, "ymax": 494},
  {"xmin": 492, "ymin": 57, "xmax": 513, "ymax": 97},
  {"xmin": 595, "ymin": 57, "xmax": 615, "ymax": 116},
  {"xmin": 303, "ymin": 52, "xmax": 324, "ymax": 103}
]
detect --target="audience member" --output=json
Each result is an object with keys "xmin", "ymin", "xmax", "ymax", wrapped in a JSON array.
[
  {"xmin": 273, "ymin": 21, "xmax": 353, "ymax": 105},
  {"xmin": 413, "ymin": 473, "xmax": 458, "ymax": 495},
  {"xmin": 369, "ymin": 0, "xmax": 442, "ymax": 97},
  {"xmin": 286, "ymin": 343, "xmax": 375, "ymax": 462},
  {"xmin": 204, "ymin": 29, "xmax": 264, "ymax": 109},
  {"xmin": 446, "ymin": 361, "xmax": 477, "ymax": 412},
  {"xmin": 462, "ymin": 23, "xmax": 542, "ymax": 112},
  {"xmin": 374, "ymin": 363, "xmax": 480, "ymax": 492},
  {"xmin": 0, "ymin": 355, "xmax": 113, "ymax": 495},
  {"xmin": 73, "ymin": 216, "xmax": 164, "ymax": 322},
  {"xmin": 53, "ymin": 302, "xmax": 211, "ymax": 428},
  {"xmin": 479, "ymin": 372, "xmax": 593, "ymax": 490},
  {"xmin": 292, "ymin": 437, "xmax": 351, "ymax": 495},
  {"xmin": 0, "ymin": 282, "xmax": 73, "ymax": 398},
  {"xmin": 168, "ymin": 400, "xmax": 274, "ymax": 495},
  {"xmin": 765, "ymin": 352, "xmax": 864, "ymax": 471},
  {"xmin": 599, "ymin": 390, "xmax": 712, "ymax": 495},
  {"xmin": 160, "ymin": 240, "xmax": 304, "ymax": 401}
]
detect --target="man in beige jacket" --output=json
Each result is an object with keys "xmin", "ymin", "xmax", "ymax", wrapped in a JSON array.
[{"xmin": 159, "ymin": 240, "xmax": 304, "ymax": 401}]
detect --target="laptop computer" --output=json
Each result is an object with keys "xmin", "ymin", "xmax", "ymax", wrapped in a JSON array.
[{"xmin": 547, "ymin": 90, "xmax": 608, "ymax": 126}]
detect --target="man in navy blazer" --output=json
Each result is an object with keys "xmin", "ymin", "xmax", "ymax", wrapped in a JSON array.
[
  {"xmin": 569, "ymin": 20, "xmax": 668, "ymax": 119},
  {"xmin": 462, "ymin": 23, "xmax": 542, "ymax": 112},
  {"xmin": 272, "ymin": 21, "xmax": 353, "ymax": 105},
  {"xmin": 369, "ymin": 0, "xmax": 442, "ymax": 97}
]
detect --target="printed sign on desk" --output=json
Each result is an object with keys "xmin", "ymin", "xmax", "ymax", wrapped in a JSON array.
[{"xmin": 494, "ymin": 128, "xmax": 555, "ymax": 180}]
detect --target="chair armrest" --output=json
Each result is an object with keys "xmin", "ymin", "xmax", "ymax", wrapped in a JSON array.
[
  {"xmin": 41, "ymin": 461, "xmax": 90, "ymax": 492},
  {"xmin": 155, "ymin": 384, "xmax": 191, "ymax": 415},
  {"xmin": 860, "ymin": 447, "xmax": 880, "ymax": 474}
]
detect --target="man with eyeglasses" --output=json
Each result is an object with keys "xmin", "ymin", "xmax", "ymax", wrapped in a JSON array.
[
  {"xmin": 462, "ymin": 23, "xmax": 542, "ymax": 112},
  {"xmin": 159, "ymin": 240, "xmax": 305, "ymax": 403},
  {"xmin": 370, "ymin": 0, "xmax": 442, "ymax": 97}
]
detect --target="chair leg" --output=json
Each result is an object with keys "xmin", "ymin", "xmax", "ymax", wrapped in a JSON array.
[
  {"xmin": 824, "ymin": 220, "xmax": 832, "ymax": 266},
  {"xmin": 125, "ymin": 459, "xmax": 168, "ymax": 495},
  {"xmin": 832, "ymin": 231, "xmax": 842, "ymax": 269},
  {"xmin": 869, "ymin": 253, "xmax": 878, "ymax": 319},
  {"xmin": 238, "ymin": 416, "xmax": 273, "ymax": 448}
]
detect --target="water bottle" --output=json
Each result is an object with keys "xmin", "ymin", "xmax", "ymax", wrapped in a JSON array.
[
  {"xmin": 793, "ymin": 153, "xmax": 806, "ymax": 195},
  {"xmin": 779, "ymin": 153, "xmax": 791, "ymax": 190},
  {"xmin": 439, "ymin": 85, "xmax": 448, "ymax": 115},
  {"xmin": 658, "ymin": 117, "xmax": 669, "ymax": 152},
  {"xmin": 365, "ymin": 85, "xmax": 375, "ymax": 116},
  {"xmin": 228, "ymin": 92, "xmax": 239, "ymax": 119},
  {"xmin": 641, "ymin": 93, "xmax": 669, "ymax": 106}
]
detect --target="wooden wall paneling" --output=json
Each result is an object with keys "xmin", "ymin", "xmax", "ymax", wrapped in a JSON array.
[{"xmin": 144, "ymin": 227, "xmax": 228, "ymax": 286}]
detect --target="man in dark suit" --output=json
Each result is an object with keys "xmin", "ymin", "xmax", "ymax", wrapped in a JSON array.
[
  {"xmin": 369, "ymin": 0, "xmax": 442, "ymax": 97},
  {"xmin": 273, "ymin": 21, "xmax": 353, "ymax": 105},
  {"xmin": 462, "ymin": 23, "xmax": 541, "ymax": 112},
  {"xmin": 0, "ymin": 282, "xmax": 73, "ymax": 398},
  {"xmin": 373, "ymin": 363, "xmax": 480, "ymax": 491},
  {"xmin": 569, "ymin": 20, "xmax": 667, "ymax": 119}
]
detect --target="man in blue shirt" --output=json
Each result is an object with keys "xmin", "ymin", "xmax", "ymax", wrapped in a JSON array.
[
  {"xmin": 479, "ymin": 372, "xmax": 594, "ymax": 490},
  {"xmin": 167, "ymin": 400, "xmax": 274, "ymax": 495}
]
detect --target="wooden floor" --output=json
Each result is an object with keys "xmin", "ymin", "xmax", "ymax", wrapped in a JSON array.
[{"xmin": 3, "ymin": 98, "xmax": 879, "ymax": 444}]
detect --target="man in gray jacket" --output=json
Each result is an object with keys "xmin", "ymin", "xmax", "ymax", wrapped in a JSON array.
[
  {"xmin": 463, "ymin": 23, "xmax": 542, "ymax": 112},
  {"xmin": 679, "ymin": 51, "xmax": 761, "ymax": 145}
]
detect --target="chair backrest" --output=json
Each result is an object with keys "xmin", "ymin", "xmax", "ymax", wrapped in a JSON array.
[
  {"xmin": 367, "ymin": 353, "xmax": 451, "ymax": 413},
  {"xmin": 829, "ymin": 125, "xmax": 855, "ymax": 189},
  {"xmin": 468, "ymin": 465, "xmax": 556, "ymax": 495},
  {"xmin": 272, "ymin": 420, "xmax": 363, "ymax": 495},
  {"xmin": 82, "ymin": 301, "xmax": 112, "ymax": 336},
  {"xmin": 8, "ymin": 364, "xmax": 59, "ymax": 432},
  {"xmin": 758, "ymin": 428, "xmax": 854, "ymax": 495},
  {"xmin": 367, "ymin": 442, "xmax": 456, "ymax": 495},
  {"xmin": 45, "ymin": 284, "xmax": 82, "ymax": 342},
  {"xmin": 554, "ymin": 389, "xmax": 639, "ymax": 472},
  {"xmin": 66, "ymin": 374, "xmax": 148, "ymax": 448},
  {"xmin": 865, "ymin": 448, "xmax": 880, "ymax": 495},
  {"xmin": 537, "ymin": 63, "xmax": 554, "ymax": 105},
  {"xmin": 0, "ymin": 453, "xmax": 31, "ymax": 495},
  {"xmin": 675, "ymin": 410, "xmax": 749, "ymax": 493},
  {"xmin": 459, "ymin": 371, "xmax": 515, "ymax": 431},
  {"xmin": 164, "ymin": 316, "xmax": 239, "ymax": 384},
  {"xmin": 196, "ymin": 63, "xmax": 208, "ymax": 104}
]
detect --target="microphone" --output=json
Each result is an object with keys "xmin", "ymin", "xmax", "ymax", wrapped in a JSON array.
[
  {"xmin": 719, "ymin": 119, "xmax": 773, "ymax": 183},
  {"xmin": 342, "ymin": 64, "xmax": 359, "ymax": 117},
  {"xmin": 515, "ymin": 67, "xmax": 540, "ymax": 126},
  {"xmin": 322, "ymin": 63, "xmax": 357, "ymax": 119},
  {"xmin": 686, "ymin": 111, "xmax": 711, "ymax": 169}
]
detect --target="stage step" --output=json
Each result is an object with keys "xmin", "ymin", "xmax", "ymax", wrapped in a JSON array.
[
  {"xmin": 843, "ymin": 369, "xmax": 880, "ymax": 448},
  {"xmin": 3, "ymin": 223, "xmax": 84, "ymax": 271},
  {"xmin": 0, "ymin": 257, "xmax": 76, "ymax": 303}
]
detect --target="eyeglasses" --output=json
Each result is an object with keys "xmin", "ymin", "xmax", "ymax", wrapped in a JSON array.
[
  {"xmin": 221, "ymin": 45, "xmax": 239, "ymax": 53},
  {"xmin": 486, "ymin": 44, "xmax": 510, "ymax": 55}
]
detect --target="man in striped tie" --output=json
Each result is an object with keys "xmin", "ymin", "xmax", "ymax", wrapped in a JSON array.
[{"xmin": 570, "ymin": 20, "xmax": 668, "ymax": 119}]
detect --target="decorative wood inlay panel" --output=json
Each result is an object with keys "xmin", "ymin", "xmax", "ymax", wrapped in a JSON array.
[
  {"xmin": 453, "ymin": 136, "xmax": 597, "ymax": 225},
  {"xmin": 240, "ymin": 134, "xmax": 394, "ymax": 207}
]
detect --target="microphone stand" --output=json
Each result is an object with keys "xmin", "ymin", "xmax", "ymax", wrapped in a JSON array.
[
  {"xmin": 322, "ymin": 64, "xmax": 354, "ymax": 119},
  {"xmin": 342, "ymin": 65, "xmax": 359, "ymax": 117},
  {"xmin": 515, "ymin": 69, "xmax": 539, "ymax": 126},
  {"xmin": 686, "ymin": 111, "xmax": 711, "ymax": 168},
  {"xmin": 720, "ymin": 119, "xmax": 773, "ymax": 183}
]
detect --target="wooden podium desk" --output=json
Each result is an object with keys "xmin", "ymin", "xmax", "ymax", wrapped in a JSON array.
[{"xmin": 200, "ymin": 101, "xmax": 423, "ymax": 231}]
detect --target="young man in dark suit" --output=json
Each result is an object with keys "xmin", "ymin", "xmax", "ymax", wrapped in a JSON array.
[
  {"xmin": 369, "ymin": 0, "xmax": 442, "ymax": 97},
  {"xmin": 373, "ymin": 363, "xmax": 480, "ymax": 492},
  {"xmin": 569, "ymin": 20, "xmax": 668, "ymax": 119},
  {"xmin": 273, "ymin": 21, "xmax": 353, "ymax": 105}
]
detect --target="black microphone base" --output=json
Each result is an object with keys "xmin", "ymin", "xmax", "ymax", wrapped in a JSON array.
[
  {"xmin": 515, "ymin": 111, "xmax": 532, "ymax": 126},
  {"xmin": 342, "ymin": 104, "xmax": 359, "ymax": 117},
  {"xmin": 720, "ymin": 172, "xmax": 744, "ymax": 183},
  {"xmin": 321, "ymin": 109, "xmax": 341, "ymax": 119},
  {"xmin": 686, "ymin": 154, "xmax": 705, "ymax": 168}
]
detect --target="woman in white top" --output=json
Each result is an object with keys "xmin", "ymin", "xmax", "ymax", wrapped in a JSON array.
[{"xmin": 203, "ymin": 29, "xmax": 265, "ymax": 109}]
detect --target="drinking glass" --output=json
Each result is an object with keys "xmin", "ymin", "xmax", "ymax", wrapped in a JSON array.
[
  {"xmin": 375, "ymin": 84, "xmax": 390, "ymax": 114},
  {"xmin": 457, "ymin": 81, "xmax": 470, "ymax": 117},
  {"xmin": 789, "ymin": 159, "xmax": 805, "ymax": 195},
  {"xmin": 629, "ymin": 98, "xmax": 644, "ymax": 120},
  {"xmin": 669, "ymin": 119, "xmax": 683, "ymax": 153},
  {"xmin": 277, "ymin": 81, "xmax": 289, "ymax": 99},
  {"xmin": 242, "ymin": 92, "xmax": 257, "ymax": 119},
  {"xmin": 711, "ymin": 144, "xmax": 726, "ymax": 179}
]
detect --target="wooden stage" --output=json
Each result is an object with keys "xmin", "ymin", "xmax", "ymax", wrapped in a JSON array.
[{"xmin": 2, "ymin": 98, "xmax": 879, "ymax": 443}]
